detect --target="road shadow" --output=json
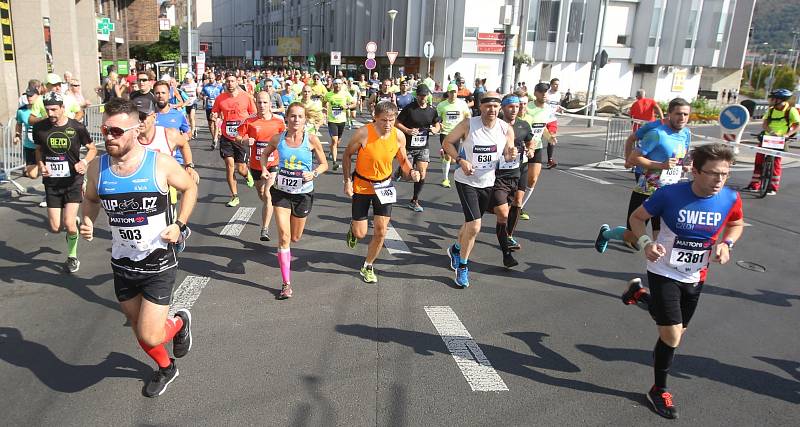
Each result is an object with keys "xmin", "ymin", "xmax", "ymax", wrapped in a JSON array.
[
  {"xmin": 335, "ymin": 324, "xmax": 645, "ymax": 405},
  {"xmin": 702, "ymin": 282, "xmax": 800, "ymax": 307},
  {"xmin": 753, "ymin": 356, "xmax": 800, "ymax": 382},
  {"xmin": 577, "ymin": 344, "xmax": 800, "ymax": 404},
  {"xmin": 0, "ymin": 327, "xmax": 150, "ymax": 393},
  {"xmin": 0, "ymin": 242, "xmax": 119, "ymax": 312}
]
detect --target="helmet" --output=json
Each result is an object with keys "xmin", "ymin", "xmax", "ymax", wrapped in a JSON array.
[{"xmin": 769, "ymin": 88, "xmax": 793, "ymax": 100}]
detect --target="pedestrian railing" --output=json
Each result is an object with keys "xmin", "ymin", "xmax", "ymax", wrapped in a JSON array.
[
  {"xmin": 603, "ymin": 117, "xmax": 632, "ymax": 161},
  {"xmin": 0, "ymin": 117, "xmax": 26, "ymax": 193},
  {"xmin": 83, "ymin": 104, "xmax": 105, "ymax": 145}
]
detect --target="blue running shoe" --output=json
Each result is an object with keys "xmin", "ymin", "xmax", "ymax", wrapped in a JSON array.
[
  {"xmin": 455, "ymin": 265, "xmax": 470, "ymax": 288},
  {"xmin": 447, "ymin": 244, "xmax": 460, "ymax": 271},
  {"xmin": 595, "ymin": 224, "xmax": 610, "ymax": 253}
]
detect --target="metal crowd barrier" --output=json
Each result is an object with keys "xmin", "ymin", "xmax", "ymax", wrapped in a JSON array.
[
  {"xmin": 83, "ymin": 104, "xmax": 105, "ymax": 145},
  {"xmin": 603, "ymin": 117, "xmax": 632, "ymax": 161},
  {"xmin": 0, "ymin": 117, "xmax": 26, "ymax": 193}
]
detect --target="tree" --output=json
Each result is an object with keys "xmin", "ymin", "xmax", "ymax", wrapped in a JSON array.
[
  {"xmin": 773, "ymin": 66, "xmax": 798, "ymax": 91},
  {"xmin": 513, "ymin": 52, "xmax": 533, "ymax": 88},
  {"xmin": 129, "ymin": 27, "xmax": 180, "ymax": 62}
]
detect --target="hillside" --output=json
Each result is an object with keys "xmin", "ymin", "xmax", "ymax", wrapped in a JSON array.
[{"xmin": 751, "ymin": 0, "xmax": 800, "ymax": 49}]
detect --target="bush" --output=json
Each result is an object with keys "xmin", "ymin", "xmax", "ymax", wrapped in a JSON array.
[{"xmin": 657, "ymin": 98, "xmax": 722, "ymax": 123}]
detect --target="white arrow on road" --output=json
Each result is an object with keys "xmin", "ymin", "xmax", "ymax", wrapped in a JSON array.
[{"xmin": 724, "ymin": 110, "xmax": 742, "ymax": 126}]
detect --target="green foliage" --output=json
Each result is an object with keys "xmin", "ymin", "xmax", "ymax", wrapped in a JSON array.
[
  {"xmin": 751, "ymin": 0, "xmax": 800, "ymax": 48},
  {"xmin": 513, "ymin": 52, "xmax": 532, "ymax": 66},
  {"xmin": 773, "ymin": 66, "xmax": 798, "ymax": 91},
  {"xmin": 129, "ymin": 27, "xmax": 180, "ymax": 62},
  {"xmin": 743, "ymin": 64, "xmax": 798, "ymax": 93}
]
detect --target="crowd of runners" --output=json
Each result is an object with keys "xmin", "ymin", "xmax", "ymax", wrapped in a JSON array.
[{"xmin": 24, "ymin": 64, "xmax": 800, "ymax": 420}]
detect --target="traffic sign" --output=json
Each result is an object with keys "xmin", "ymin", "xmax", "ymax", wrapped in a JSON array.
[
  {"xmin": 331, "ymin": 51, "xmax": 341, "ymax": 66},
  {"xmin": 423, "ymin": 41, "xmax": 434, "ymax": 59},
  {"xmin": 366, "ymin": 52, "xmax": 375, "ymax": 60},
  {"xmin": 365, "ymin": 58, "xmax": 377, "ymax": 70},
  {"xmin": 386, "ymin": 51, "xmax": 398, "ymax": 65},
  {"xmin": 366, "ymin": 41, "xmax": 377, "ymax": 53},
  {"xmin": 719, "ymin": 105, "xmax": 749, "ymax": 132}
]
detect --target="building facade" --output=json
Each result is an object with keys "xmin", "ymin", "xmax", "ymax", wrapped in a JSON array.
[{"xmin": 210, "ymin": 0, "xmax": 755, "ymax": 101}]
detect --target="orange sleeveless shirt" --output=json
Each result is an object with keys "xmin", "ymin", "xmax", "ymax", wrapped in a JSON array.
[{"xmin": 353, "ymin": 124, "xmax": 399, "ymax": 195}]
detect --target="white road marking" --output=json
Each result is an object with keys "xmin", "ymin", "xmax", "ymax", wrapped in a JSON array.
[
  {"xmin": 384, "ymin": 221, "xmax": 411, "ymax": 255},
  {"xmin": 424, "ymin": 306, "xmax": 509, "ymax": 392},
  {"xmin": 558, "ymin": 169, "xmax": 613, "ymax": 185},
  {"xmin": 220, "ymin": 207, "xmax": 256, "ymax": 236},
  {"xmin": 570, "ymin": 132, "xmax": 607, "ymax": 138},
  {"xmin": 169, "ymin": 275, "xmax": 211, "ymax": 316}
]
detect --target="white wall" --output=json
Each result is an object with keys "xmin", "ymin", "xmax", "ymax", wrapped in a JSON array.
[
  {"xmin": 594, "ymin": 61, "xmax": 634, "ymax": 97},
  {"xmin": 651, "ymin": 66, "xmax": 701, "ymax": 101}
]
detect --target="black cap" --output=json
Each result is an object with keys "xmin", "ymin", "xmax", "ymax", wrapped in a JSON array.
[
  {"xmin": 131, "ymin": 96, "xmax": 155, "ymax": 115},
  {"xmin": 415, "ymin": 84, "xmax": 431, "ymax": 96},
  {"xmin": 24, "ymin": 88, "xmax": 38, "ymax": 97},
  {"xmin": 42, "ymin": 92, "xmax": 63, "ymax": 106}
]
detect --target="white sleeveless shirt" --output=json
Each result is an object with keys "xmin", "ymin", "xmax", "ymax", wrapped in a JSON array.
[
  {"xmin": 139, "ymin": 126, "xmax": 172, "ymax": 156},
  {"xmin": 454, "ymin": 117, "xmax": 509, "ymax": 188}
]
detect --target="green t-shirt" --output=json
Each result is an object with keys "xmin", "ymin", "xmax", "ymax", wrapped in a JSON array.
[
  {"xmin": 436, "ymin": 99, "xmax": 471, "ymax": 134},
  {"xmin": 524, "ymin": 104, "xmax": 555, "ymax": 150},
  {"xmin": 31, "ymin": 94, "xmax": 81, "ymax": 119},
  {"xmin": 324, "ymin": 90, "xmax": 353, "ymax": 123}
]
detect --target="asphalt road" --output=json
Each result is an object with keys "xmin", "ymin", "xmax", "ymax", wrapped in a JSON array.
[{"xmin": 1, "ymin": 114, "xmax": 798, "ymax": 426}]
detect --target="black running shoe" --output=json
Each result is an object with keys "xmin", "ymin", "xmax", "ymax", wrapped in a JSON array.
[
  {"xmin": 503, "ymin": 253, "xmax": 519, "ymax": 269},
  {"xmin": 65, "ymin": 257, "xmax": 80, "ymax": 273},
  {"xmin": 172, "ymin": 309, "xmax": 192, "ymax": 358},
  {"xmin": 260, "ymin": 228, "xmax": 271, "ymax": 242},
  {"xmin": 142, "ymin": 360, "xmax": 179, "ymax": 398},
  {"xmin": 621, "ymin": 278, "xmax": 647, "ymax": 305},
  {"xmin": 647, "ymin": 385, "xmax": 679, "ymax": 419}
]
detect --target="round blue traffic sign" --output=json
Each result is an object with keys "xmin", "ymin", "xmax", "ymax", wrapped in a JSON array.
[
  {"xmin": 365, "ymin": 58, "xmax": 377, "ymax": 70},
  {"xmin": 719, "ymin": 105, "xmax": 749, "ymax": 131}
]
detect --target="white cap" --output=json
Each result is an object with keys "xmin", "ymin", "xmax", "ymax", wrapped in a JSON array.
[
  {"xmin": 333, "ymin": 78, "xmax": 343, "ymax": 84},
  {"xmin": 160, "ymin": 74, "xmax": 171, "ymax": 81}
]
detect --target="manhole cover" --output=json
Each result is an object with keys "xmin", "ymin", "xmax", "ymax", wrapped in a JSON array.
[{"xmin": 736, "ymin": 260, "xmax": 767, "ymax": 273}]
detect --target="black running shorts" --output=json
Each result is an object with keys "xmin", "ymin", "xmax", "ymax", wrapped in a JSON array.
[
  {"xmin": 352, "ymin": 193, "xmax": 392, "ymax": 221},
  {"xmin": 45, "ymin": 179, "xmax": 83, "ymax": 208},
  {"xmin": 627, "ymin": 191, "xmax": 660, "ymax": 231},
  {"xmin": 271, "ymin": 188, "xmax": 314, "ymax": 218},
  {"xmin": 455, "ymin": 181, "xmax": 492, "ymax": 222},
  {"xmin": 327, "ymin": 121, "xmax": 346, "ymax": 138},
  {"xmin": 647, "ymin": 271, "xmax": 703, "ymax": 327},
  {"xmin": 219, "ymin": 137, "xmax": 249, "ymax": 164},
  {"xmin": 489, "ymin": 176, "xmax": 519, "ymax": 210},
  {"xmin": 113, "ymin": 265, "xmax": 177, "ymax": 306}
]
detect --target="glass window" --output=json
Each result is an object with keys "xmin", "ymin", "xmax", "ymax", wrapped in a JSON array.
[
  {"xmin": 648, "ymin": 4, "xmax": 662, "ymax": 47},
  {"xmin": 536, "ymin": 0, "xmax": 561, "ymax": 42},
  {"xmin": 526, "ymin": 0, "xmax": 538, "ymax": 42},
  {"xmin": 566, "ymin": 0, "xmax": 585, "ymax": 43}
]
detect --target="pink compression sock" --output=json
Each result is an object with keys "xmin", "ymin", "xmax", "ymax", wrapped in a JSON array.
[{"xmin": 277, "ymin": 248, "xmax": 291, "ymax": 284}]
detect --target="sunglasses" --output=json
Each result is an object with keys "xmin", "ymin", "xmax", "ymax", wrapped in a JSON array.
[
  {"xmin": 71, "ymin": 84, "xmax": 80, "ymax": 87},
  {"xmin": 101, "ymin": 124, "xmax": 139, "ymax": 138},
  {"xmin": 138, "ymin": 78, "xmax": 149, "ymax": 82}
]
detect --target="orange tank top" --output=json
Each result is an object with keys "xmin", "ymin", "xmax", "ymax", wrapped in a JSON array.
[{"xmin": 353, "ymin": 124, "xmax": 399, "ymax": 195}]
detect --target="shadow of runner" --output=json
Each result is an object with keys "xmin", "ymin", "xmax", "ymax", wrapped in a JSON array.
[
  {"xmin": 335, "ymin": 324, "xmax": 644, "ymax": 405},
  {"xmin": 0, "ymin": 243, "xmax": 119, "ymax": 313},
  {"xmin": 0, "ymin": 327, "xmax": 150, "ymax": 393},
  {"xmin": 577, "ymin": 344, "xmax": 800, "ymax": 404}
]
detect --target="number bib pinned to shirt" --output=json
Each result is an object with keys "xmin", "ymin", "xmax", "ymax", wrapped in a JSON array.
[
  {"xmin": 225, "ymin": 120, "xmax": 241, "ymax": 138},
  {"xmin": 46, "ymin": 161, "xmax": 71, "ymax": 178},
  {"xmin": 471, "ymin": 144, "xmax": 498, "ymax": 170},
  {"xmin": 373, "ymin": 178, "xmax": 397, "ymax": 204},
  {"xmin": 669, "ymin": 237, "xmax": 711, "ymax": 274},
  {"xmin": 659, "ymin": 166, "xmax": 683, "ymax": 186},
  {"xmin": 331, "ymin": 105, "xmax": 345, "ymax": 121},
  {"xmin": 275, "ymin": 169, "xmax": 305, "ymax": 193},
  {"xmin": 445, "ymin": 111, "xmax": 461, "ymax": 124},
  {"xmin": 410, "ymin": 131, "xmax": 429, "ymax": 148}
]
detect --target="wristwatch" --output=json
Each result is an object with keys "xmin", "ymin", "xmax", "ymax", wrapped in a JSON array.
[
  {"xmin": 723, "ymin": 239, "xmax": 734, "ymax": 250},
  {"xmin": 175, "ymin": 220, "xmax": 187, "ymax": 232},
  {"xmin": 184, "ymin": 162, "xmax": 195, "ymax": 169},
  {"xmin": 313, "ymin": 170, "xmax": 319, "ymax": 178}
]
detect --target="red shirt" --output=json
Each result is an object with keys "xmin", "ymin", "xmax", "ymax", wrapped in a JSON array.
[
  {"xmin": 212, "ymin": 90, "xmax": 256, "ymax": 140},
  {"xmin": 238, "ymin": 116, "xmax": 286, "ymax": 170},
  {"xmin": 630, "ymin": 98, "xmax": 658, "ymax": 122}
]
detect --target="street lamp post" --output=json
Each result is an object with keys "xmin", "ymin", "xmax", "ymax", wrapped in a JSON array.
[
  {"xmin": 387, "ymin": 9, "xmax": 398, "ymax": 79},
  {"xmin": 241, "ymin": 39, "xmax": 247, "ymax": 65},
  {"xmin": 765, "ymin": 48, "xmax": 778, "ymax": 98}
]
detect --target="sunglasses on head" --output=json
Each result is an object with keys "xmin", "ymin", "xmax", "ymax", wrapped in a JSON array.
[{"xmin": 101, "ymin": 124, "xmax": 139, "ymax": 138}]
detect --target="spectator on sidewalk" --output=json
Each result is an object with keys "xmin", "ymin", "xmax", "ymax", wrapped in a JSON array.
[{"xmin": 721, "ymin": 89, "xmax": 727, "ymax": 104}]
